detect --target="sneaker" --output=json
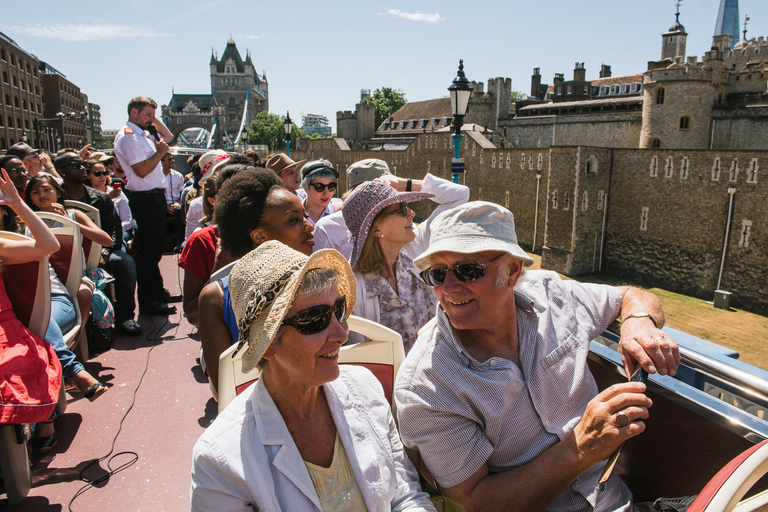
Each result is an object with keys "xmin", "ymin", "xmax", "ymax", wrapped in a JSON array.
[{"xmin": 118, "ymin": 319, "xmax": 142, "ymax": 336}]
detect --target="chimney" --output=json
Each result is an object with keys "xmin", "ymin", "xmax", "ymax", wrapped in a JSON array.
[
  {"xmin": 600, "ymin": 64, "xmax": 612, "ymax": 78},
  {"xmin": 573, "ymin": 62, "xmax": 586, "ymax": 81},
  {"xmin": 531, "ymin": 68, "xmax": 542, "ymax": 98}
]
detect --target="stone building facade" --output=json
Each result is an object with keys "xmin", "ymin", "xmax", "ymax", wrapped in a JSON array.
[
  {"xmin": 162, "ymin": 39, "xmax": 268, "ymax": 148},
  {"xmin": 290, "ymin": 132, "xmax": 767, "ymax": 314},
  {"xmin": 39, "ymin": 61, "xmax": 87, "ymax": 151}
]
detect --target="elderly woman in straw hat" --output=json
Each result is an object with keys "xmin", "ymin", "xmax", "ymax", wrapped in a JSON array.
[
  {"xmin": 342, "ymin": 175, "xmax": 468, "ymax": 352},
  {"xmin": 191, "ymin": 241, "xmax": 434, "ymax": 512}
]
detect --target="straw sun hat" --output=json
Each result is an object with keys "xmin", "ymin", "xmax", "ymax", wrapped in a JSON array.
[{"xmin": 228, "ymin": 240, "xmax": 356, "ymax": 373}]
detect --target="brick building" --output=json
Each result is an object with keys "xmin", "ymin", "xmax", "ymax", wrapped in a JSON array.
[
  {"xmin": 0, "ymin": 31, "xmax": 44, "ymax": 151},
  {"xmin": 39, "ymin": 61, "xmax": 87, "ymax": 151}
]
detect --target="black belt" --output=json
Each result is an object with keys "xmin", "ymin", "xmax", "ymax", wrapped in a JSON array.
[{"xmin": 129, "ymin": 188, "xmax": 165, "ymax": 194}]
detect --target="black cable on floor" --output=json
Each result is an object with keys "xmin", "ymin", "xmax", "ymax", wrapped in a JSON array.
[{"xmin": 67, "ymin": 310, "xmax": 181, "ymax": 512}]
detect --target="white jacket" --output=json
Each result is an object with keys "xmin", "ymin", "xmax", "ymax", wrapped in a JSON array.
[{"xmin": 191, "ymin": 365, "xmax": 434, "ymax": 512}]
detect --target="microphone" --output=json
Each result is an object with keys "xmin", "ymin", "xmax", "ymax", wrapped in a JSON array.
[{"xmin": 147, "ymin": 124, "xmax": 160, "ymax": 142}]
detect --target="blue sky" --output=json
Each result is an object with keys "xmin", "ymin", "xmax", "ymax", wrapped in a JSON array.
[{"xmin": 3, "ymin": 0, "xmax": 767, "ymax": 132}]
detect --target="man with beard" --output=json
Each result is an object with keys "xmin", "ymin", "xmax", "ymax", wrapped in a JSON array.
[{"xmin": 113, "ymin": 96, "xmax": 180, "ymax": 316}]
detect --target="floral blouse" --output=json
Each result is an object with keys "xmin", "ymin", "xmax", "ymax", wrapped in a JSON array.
[{"xmin": 363, "ymin": 253, "xmax": 437, "ymax": 353}]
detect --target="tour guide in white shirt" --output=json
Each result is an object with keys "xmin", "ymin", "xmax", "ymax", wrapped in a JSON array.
[
  {"xmin": 394, "ymin": 201, "xmax": 681, "ymax": 512},
  {"xmin": 113, "ymin": 96, "xmax": 177, "ymax": 316}
]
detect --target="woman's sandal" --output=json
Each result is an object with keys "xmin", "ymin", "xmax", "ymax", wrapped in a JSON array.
[{"xmin": 83, "ymin": 382, "xmax": 108, "ymax": 402}]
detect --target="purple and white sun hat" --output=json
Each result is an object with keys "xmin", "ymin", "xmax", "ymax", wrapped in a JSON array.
[
  {"xmin": 413, "ymin": 201, "xmax": 535, "ymax": 271},
  {"xmin": 342, "ymin": 180, "xmax": 433, "ymax": 266}
]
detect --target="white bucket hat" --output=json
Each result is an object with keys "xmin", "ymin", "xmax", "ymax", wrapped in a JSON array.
[{"xmin": 413, "ymin": 201, "xmax": 535, "ymax": 271}]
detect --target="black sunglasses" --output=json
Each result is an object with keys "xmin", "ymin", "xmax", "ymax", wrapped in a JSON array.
[
  {"xmin": 381, "ymin": 203, "xmax": 409, "ymax": 219},
  {"xmin": 68, "ymin": 160, "xmax": 86, "ymax": 169},
  {"xmin": 89, "ymin": 171, "xmax": 108, "ymax": 177},
  {"xmin": 310, "ymin": 181, "xmax": 337, "ymax": 193},
  {"xmin": 420, "ymin": 254, "xmax": 504, "ymax": 287},
  {"xmin": 282, "ymin": 295, "xmax": 347, "ymax": 335}
]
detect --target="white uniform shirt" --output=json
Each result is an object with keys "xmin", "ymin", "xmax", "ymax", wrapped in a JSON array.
[
  {"xmin": 163, "ymin": 169, "xmax": 186, "ymax": 205},
  {"xmin": 113, "ymin": 121, "xmax": 167, "ymax": 191}
]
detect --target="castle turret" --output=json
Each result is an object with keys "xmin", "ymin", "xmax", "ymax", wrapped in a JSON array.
[{"xmin": 662, "ymin": 5, "xmax": 687, "ymax": 63}]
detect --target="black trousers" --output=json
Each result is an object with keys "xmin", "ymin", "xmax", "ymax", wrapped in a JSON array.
[{"xmin": 129, "ymin": 189, "xmax": 166, "ymax": 305}]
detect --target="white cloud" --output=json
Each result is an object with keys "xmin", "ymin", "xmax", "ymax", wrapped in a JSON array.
[
  {"xmin": 232, "ymin": 34, "xmax": 263, "ymax": 40},
  {"xmin": 386, "ymin": 9, "xmax": 443, "ymax": 22},
  {"xmin": 7, "ymin": 24, "xmax": 168, "ymax": 42}
]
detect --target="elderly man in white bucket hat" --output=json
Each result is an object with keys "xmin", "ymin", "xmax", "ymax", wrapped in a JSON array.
[
  {"xmin": 313, "ymin": 158, "xmax": 469, "ymax": 260},
  {"xmin": 394, "ymin": 201, "xmax": 680, "ymax": 512}
]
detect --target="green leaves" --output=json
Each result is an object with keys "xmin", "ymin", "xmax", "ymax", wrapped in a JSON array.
[
  {"xmin": 243, "ymin": 112, "xmax": 308, "ymax": 151},
  {"xmin": 362, "ymin": 87, "xmax": 407, "ymax": 128}
]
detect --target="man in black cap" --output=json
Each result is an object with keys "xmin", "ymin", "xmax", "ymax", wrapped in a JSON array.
[{"xmin": 6, "ymin": 142, "xmax": 61, "ymax": 180}]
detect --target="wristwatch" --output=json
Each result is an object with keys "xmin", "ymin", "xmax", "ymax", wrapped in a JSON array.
[{"xmin": 622, "ymin": 312, "xmax": 658, "ymax": 329}]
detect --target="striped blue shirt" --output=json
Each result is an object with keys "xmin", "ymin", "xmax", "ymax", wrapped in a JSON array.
[{"xmin": 395, "ymin": 270, "xmax": 635, "ymax": 512}]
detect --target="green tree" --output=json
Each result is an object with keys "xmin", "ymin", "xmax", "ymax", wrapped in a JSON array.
[
  {"xmin": 362, "ymin": 87, "xmax": 407, "ymax": 127},
  {"xmin": 243, "ymin": 112, "xmax": 308, "ymax": 151},
  {"xmin": 511, "ymin": 90, "xmax": 526, "ymax": 103}
]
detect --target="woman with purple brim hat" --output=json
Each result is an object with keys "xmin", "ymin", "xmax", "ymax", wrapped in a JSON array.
[{"xmin": 342, "ymin": 175, "xmax": 468, "ymax": 352}]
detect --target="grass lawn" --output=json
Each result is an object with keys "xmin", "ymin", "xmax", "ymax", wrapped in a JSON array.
[{"xmin": 527, "ymin": 254, "xmax": 768, "ymax": 370}]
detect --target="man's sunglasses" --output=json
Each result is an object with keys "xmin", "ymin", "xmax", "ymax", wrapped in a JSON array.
[
  {"xmin": 23, "ymin": 153, "xmax": 40, "ymax": 161},
  {"xmin": 310, "ymin": 181, "xmax": 337, "ymax": 193},
  {"xmin": 67, "ymin": 160, "xmax": 86, "ymax": 169},
  {"xmin": 89, "ymin": 171, "xmax": 109, "ymax": 177},
  {"xmin": 282, "ymin": 295, "xmax": 347, "ymax": 335},
  {"xmin": 420, "ymin": 254, "xmax": 504, "ymax": 287}
]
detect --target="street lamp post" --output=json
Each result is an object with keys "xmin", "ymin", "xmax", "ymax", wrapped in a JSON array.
[
  {"xmin": 283, "ymin": 111, "xmax": 293, "ymax": 157},
  {"xmin": 447, "ymin": 59, "xmax": 472, "ymax": 184}
]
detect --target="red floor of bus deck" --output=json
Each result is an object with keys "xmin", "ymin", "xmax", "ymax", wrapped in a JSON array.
[{"xmin": 2, "ymin": 254, "xmax": 214, "ymax": 511}]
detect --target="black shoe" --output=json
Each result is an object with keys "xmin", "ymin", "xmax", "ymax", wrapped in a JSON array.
[
  {"xmin": 32, "ymin": 433, "xmax": 57, "ymax": 455},
  {"xmin": 158, "ymin": 289, "xmax": 183, "ymax": 303},
  {"xmin": 140, "ymin": 300, "xmax": 177, "ymax": 316}
]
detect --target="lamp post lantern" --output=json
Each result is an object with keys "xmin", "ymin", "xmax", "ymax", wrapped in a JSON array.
[
  {"xmin": 21, "ymin": 132, "xmax": 27, "ymax": 143},
  {"xmin": 448, "ymin": 59, "xmax": 472, "ymax": 183},
  {"xmin": 283, "ymin": 111, "xmax": 293, "ymax": 157}
]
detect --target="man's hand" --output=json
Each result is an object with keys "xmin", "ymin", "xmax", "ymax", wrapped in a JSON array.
[
  {"xmin": 156, "ymin": 140, "xmax": 170, "ymax": 157},
  {"xmin": 619, "ymin": 318, "xmax": 679, "ymax": 378},
  {"xmin": 79, "ymin": 144, "xmax": 93, "ymax": 161},
  {"xmin": 571, "ymin": 381, "xmax": 651, "ymax": 465},
  {"xmin": 617, "ymin": 286, "xmax": 680, "ymax": 377},
  {"xmin": 166, "ymin": 204, "xmax": 175, "ymax": 215}
]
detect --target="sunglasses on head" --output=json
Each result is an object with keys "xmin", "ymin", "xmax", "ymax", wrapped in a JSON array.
[
  {"xmin": 381, "ymin": 203, "xmax": 409, "ymax": 219},
  {"xmin": 89, "ymin": 171, "xmax": 108, "ymax": 177},
  {"xmin": 282, "ymin": 295, "xmax": 347, "ymax": 335},
  {"xmin": 420, "ymin": 254, "xmax": 504, "ymax": 287},
  {"xmin": 310, "ymin": 181, "xmax": 337, "ymax": 193}
]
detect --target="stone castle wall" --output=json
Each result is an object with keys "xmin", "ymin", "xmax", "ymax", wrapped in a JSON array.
[{"xmin": 291, "ymin": 134, "xmax": 767, "ymax": 313}]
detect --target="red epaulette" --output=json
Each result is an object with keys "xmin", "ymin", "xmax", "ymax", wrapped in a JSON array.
[{"xmin": 124, "ymin": 127, "xmax": 134, "ymax": 134}]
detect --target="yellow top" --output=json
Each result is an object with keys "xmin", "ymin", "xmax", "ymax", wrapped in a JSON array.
[{"xmin": 304, "ymin": 432, "xmax": 368, "ymax": 512}]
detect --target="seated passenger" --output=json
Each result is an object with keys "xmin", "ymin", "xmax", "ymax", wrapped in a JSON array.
[
  {"xmin": 394, "ymin": 201, "xmax": 681, "ymax": 512},
  {"xmin": 298, "ymin": 159, "xmax": 342, "ymax": 226},
  {"xmin": 342, "ymin": 175, "xmax": 469, "ymax": 352},
  {"xmin": 313, "ymin": 158, "xmax": 393, "ymax": 259},
  {"xmin": 186, "ymin": 150, "xmax": 230, "ymax": 240},
  {"xmin": 197, "ymin": 168, "xmax": 313, "ymax": 394},
  {"xmin": 0, "ymin": 169, "xmax": 63, "ymax": 450},
  {"xmin": 85, "ymin": 160, "xmax": 134, "ymax": 244},
  {"xmin": 264, "ymin": 153, "xmax": 307, "ymax": 201},
  {"xmin": 191, "ymin": 241, "xmax": 434, "ymax": 511}
]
